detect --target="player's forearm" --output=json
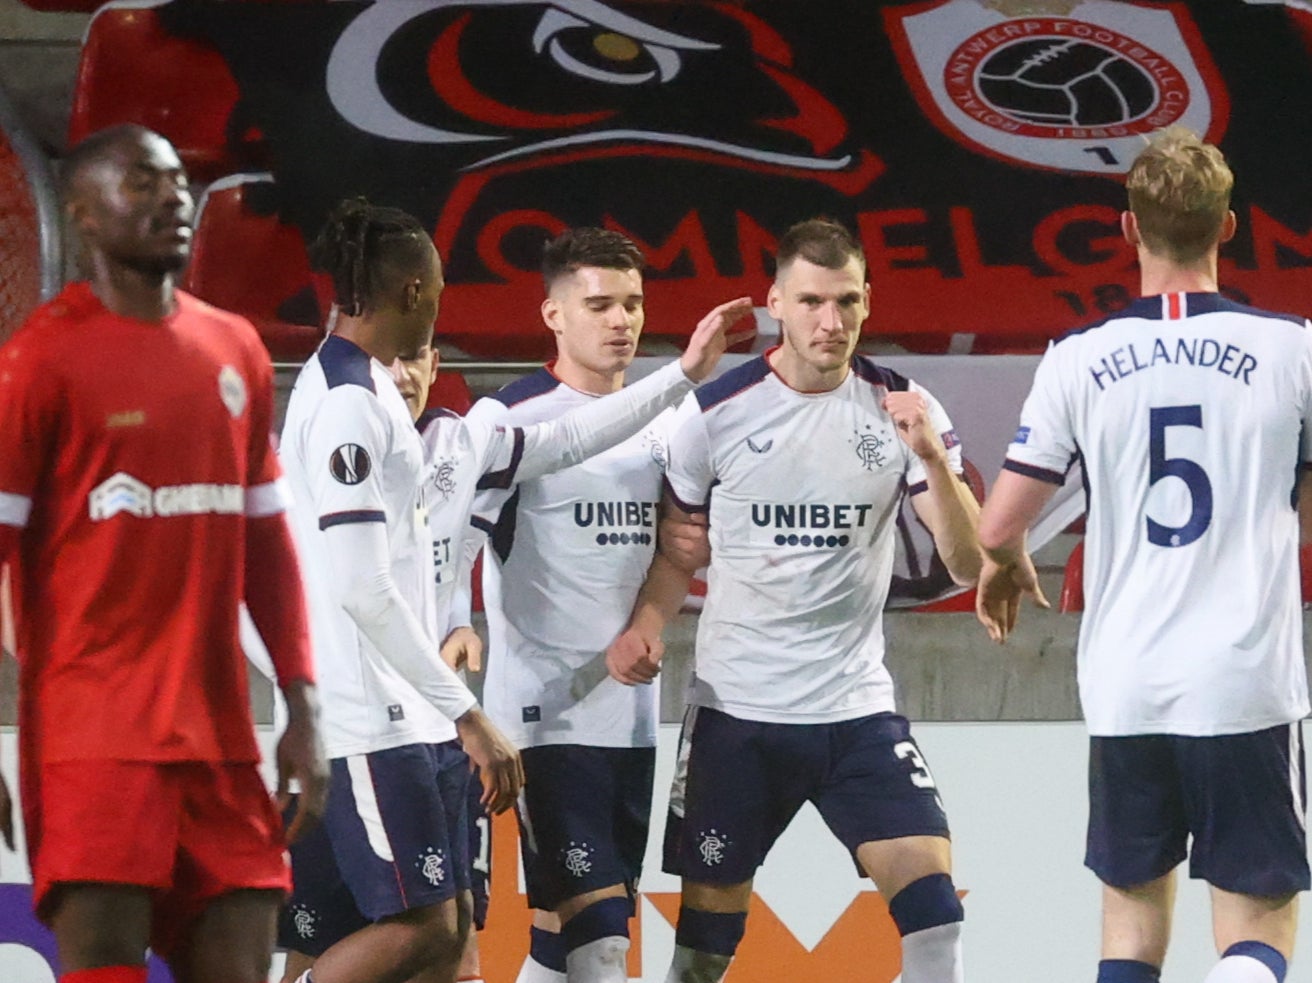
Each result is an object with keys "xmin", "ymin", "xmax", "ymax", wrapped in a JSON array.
[
  {"xmin": 327, "ymin": 523, "xmax": 477, "ymax": 721},
  {"xmin": 244, "ymin": 514, "xmax": 315, "ymax": 687},
  {"xmin": 630, "ymin": 552, "xmax": 695, "ymax": 637},
  {"xmin": 280, "ymin": 678, "xmax": 320, "ymax": 729},
  {"xmin": 978, "ymin": 469, "xmax": 1058, "ymax": 563},
  {"xmin": 445, "ymin": 532, "xmax": 482, "ymax": 634},
  {"xmin": 920, "ymin": 456, "xmax": 982, "ymax": 586},
  {"xmin": 515, "ymin": 361, "xmax": 695, "ymax": 483}
]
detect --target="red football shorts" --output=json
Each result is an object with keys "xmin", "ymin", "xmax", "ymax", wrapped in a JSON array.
[{"xmin": 27, "ymin": 759, "xmax": 291, "ymax": 955}]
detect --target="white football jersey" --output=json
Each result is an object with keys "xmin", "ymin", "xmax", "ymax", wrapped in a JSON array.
[
  {"xmin": 286, "ymin": 347, "xmax": 693, "ymax": 757},
  {"xmin": 281, "ymin": 335, "xmax": 488, "ymax": 756},
  {"xmin": 468, "ymin": 369, "xmax": 670, "ymax": 750},
  {"xmin": 667, "ymin": 352, "xmax": 963, "ymax": 724},
  {"xmin": 1006, "ymin": 292, "xmax": 1312, "ymax": 737}
]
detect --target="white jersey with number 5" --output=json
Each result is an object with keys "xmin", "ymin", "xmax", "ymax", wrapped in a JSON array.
[{"xmin": 1006, "ymin": 292, "xmax": 1312, "ymax": 737}]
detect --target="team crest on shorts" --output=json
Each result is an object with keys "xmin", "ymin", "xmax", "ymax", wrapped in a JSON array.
[
  {"xmin": 218, "ymin": 365, "xmax": 247, "ymax": 419},
  {"xmin": 562, "ymin": 841, "xmax": 594, "ymax": 877},
  {"xmin": 885, "ymin": 0, "xmax": 1227, "ymax": 174},
  {"xmin": 290, "ymin": 903, "xmax": 318, "ymax": 939},
  {"xmin": 697, "ymin": 828, "xmax": 730, "ymax": 866},
  {"xmin": 416, "ymin": 847, "xmax": 447, "ymax": 886},
  {"xmin": 329, "ymin": 444, "xmax": 372, "ymax": 485}
]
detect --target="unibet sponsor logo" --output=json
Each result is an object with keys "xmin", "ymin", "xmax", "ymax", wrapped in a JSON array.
[
  {"xmin": 574, "ymin": 500, "xmax": 657, "ymax": 547},
  {"xmin": 752, "ymin": 503, "xmax": 873, "ymax": 548},
  {"xmin": 88, "ymin": 472, "xmax": 244, "ymax": 521}
]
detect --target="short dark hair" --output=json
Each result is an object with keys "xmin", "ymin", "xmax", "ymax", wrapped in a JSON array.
[
  {"xmin": 62, "ymin": 123, "xmax": 163, "ymax": 198},
  {"xmin": 775, "ymin": 218, "xmax": 865, "ymax": 279},
  {"xmin": 542, "ymin": 227, "xmax": 645, "ymax": 291},
  {"xmin": 310, "ymin": 198, "xmax": 436, "ymax": 316}
]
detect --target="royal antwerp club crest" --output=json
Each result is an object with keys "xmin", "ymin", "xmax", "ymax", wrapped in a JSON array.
[{"xmin": 885, "ymin": 0, "xmax": 1229, "ymax": 174}]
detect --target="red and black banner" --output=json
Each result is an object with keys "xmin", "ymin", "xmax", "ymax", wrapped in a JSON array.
[{"xmin": 157, "ymin": 0, "xmax": 1312, "ymax": 356}]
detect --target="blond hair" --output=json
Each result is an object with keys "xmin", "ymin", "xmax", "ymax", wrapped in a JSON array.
[{"xmin": 1126, "ymin": 127, "xmax": 1233, "ymax": 264}]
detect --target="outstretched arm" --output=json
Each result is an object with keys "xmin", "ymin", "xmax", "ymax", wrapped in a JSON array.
[{"xmin": 495, "ymin": 298, "xmax": 755, "ymax": 487}]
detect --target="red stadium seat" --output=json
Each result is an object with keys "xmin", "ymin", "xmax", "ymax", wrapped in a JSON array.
[
  {"xmin": 1059, "ymin": 539, "xmax": 1085, "ymax": 613},
  {"xmin": 184, "ymin": 174, "xmax": 327, "ymax": 360},
  {"xmin": 427, "ymin": 373, "xmax": 473, "ymax": 416},
  {"xmin": 69, "ymin": 1, "xmax": 251, "ymax": 183},
  {"xmin": 1302, "ymin": 543, "xmax": 1312, "ymax": 606}
]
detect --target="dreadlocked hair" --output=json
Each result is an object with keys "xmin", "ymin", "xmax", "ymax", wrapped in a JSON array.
[{"xmin": 310, "ymin": 198, "xmax": 434, "ymax": 316}]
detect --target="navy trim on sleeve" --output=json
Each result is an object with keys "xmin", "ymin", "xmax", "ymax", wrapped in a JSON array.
[
  {"xmin": 1002, "ymin": 459, "xmax": 1067, "ymax": 486},
  {"xmin": 490, "ymin": 368, "xmax": 561, "ymax": 408},
  {"xmin": 696, "ymin": 358, "xmax": 772, "ymax": 412},
  {"xmin": 663, "ymin": 474, "xmax": 710, "ymax": 515},
  {"xmin": 319, "ymin": 509, "xmax": 387, "ymax": 530},
  {"xmin": 319, "ymin": 334, "xmax": 376, "ymax": 392},
  {"xmin": 906, "ymin": 480, "xmax": 929, "ymax": 497},
  {"xmin": 477, "ymin": 427, "xmax": 527, "ymax": 490}
]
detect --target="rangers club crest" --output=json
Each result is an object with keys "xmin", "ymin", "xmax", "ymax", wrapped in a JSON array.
[
  {"xmin": 886, "ymin": 0, "xmax": 1228, "ymax": 174},
  {"xmin": 416, "ymin": 847, "xmax": 447, "ymax": 886},
  {"xmin": 562, "ymin": 841, "xmax": 594, "ymax": 877}
]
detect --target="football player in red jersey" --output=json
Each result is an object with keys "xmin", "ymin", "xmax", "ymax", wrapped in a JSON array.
[{"xmin": 0, "ymin": 125, "xmax": 329, "ymax": 983}]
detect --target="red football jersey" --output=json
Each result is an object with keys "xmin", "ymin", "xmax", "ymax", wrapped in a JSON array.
[{"xmin": 0, "ymin": 283, "xmax": 288, "ymax": 764}]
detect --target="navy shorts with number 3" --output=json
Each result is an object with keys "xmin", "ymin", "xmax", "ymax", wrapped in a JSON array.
[{"xmin": 663, "ymin": 707, "xmax": 949, "ymax": 883}]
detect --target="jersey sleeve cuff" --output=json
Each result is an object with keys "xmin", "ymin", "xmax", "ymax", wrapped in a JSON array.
[
  {"xmin": 319, "ymin": 509, "xmax": 387, "ymax": 530},
  {"xmin": 663, "ymin": 475, "xmax": 710, "ymax": 515},
  {"xmin": 1002, "ymin": 458, "xmax": 1067, "ymax": 485}
]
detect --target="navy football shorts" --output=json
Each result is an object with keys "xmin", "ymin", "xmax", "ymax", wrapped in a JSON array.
[
  {"xmin": 323, "ymin": 741, "xmax": 473, "ymax": 921},
  {"xmin": 663, "ymin": 707, "xmax": 950, "ymax": 884},
  {"xmin": 1086, "ymin": 723, "xmax": 1309, "ymax": 896},
  {"xmin": 278, "ymin": 795, "xmax": 368, "ymax": 956},
  {"xmin": 516, "ymin": 744, "xmax": 655, "ymax": 911}
]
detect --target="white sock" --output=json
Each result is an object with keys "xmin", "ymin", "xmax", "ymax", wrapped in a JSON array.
[
  {"xmin": 1203, "ymin": 955, "xmax": 1280, "ymax": 983},
  {"xmin": 664, "ymin": 944, "xmax": 732, "ymax": 983},
  {"xmin": 516, "ymin": 957, "xmax": 567, "ymax": 983},
  {"xmin": 565, "ymin": 935, "xmax": 629, "ymax": 983},
  {"xmin": 900, "ymin": 921, "xmax": 964, "ymax": 983}
]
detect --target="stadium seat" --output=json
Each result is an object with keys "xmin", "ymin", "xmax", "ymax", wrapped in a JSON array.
[
  {"xmin": 1059, "ymin": 539, "xmax": 1084, "ymax": 613},
  {"xmin": 68, "ymin": 1, "xmax": 251, "ymax": 183},
  {"xmin": 0, "ymin": 84, "xmax": 60, "ymax": 346},
  {"xmin": 427, "ymin": 373, "xmax": 473, "ymax": 416},
  {"xmin": 184, "ymin": 174, "xmax": 326, "ymax": 360}
]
